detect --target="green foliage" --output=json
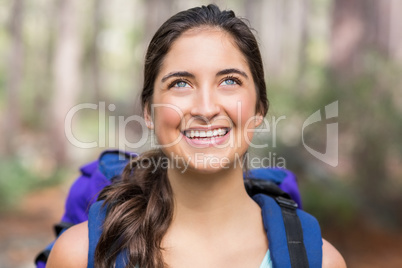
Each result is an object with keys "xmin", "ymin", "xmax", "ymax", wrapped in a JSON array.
[
  {"xmin": 300, "ymin": 179, "xmax": 357, "ymax": 228},
  {"xmin": 0, "ymin": 158, "xmax": 66, "ymax": 211}
]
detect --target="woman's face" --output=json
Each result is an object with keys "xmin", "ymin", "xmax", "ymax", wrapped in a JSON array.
[{"xmin": 147, "ymin": 28, "xmax": 263, "ymax": 173}]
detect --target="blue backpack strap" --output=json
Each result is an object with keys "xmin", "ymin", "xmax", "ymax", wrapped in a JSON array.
[
  {"xmin": 87, "ymin": 201, "xmax": 105, "ymax": 268},
  {"xmin": 88, "ymin": 201, "xmax": 107, "ymax": 268},
  {"xmin": 253, "ymin": 194, "xmax": 322, "ymax": 268},
  {"xmin": 87, "ymin": 201, "xmax": 127, "ymax": 268},
  {"xmin": 295, "ymin": 207, "xmax": 323, "ymax": 268}
]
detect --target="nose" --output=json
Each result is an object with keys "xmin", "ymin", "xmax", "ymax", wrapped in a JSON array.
[{"xmin": 190, "ymin": 87, "xmax": 221, "ymax": 122}]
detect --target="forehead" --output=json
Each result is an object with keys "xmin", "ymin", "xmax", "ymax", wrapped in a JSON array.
[{"xmin": 158, "ymin": 27, "xmax": 250, "ymax": 76}]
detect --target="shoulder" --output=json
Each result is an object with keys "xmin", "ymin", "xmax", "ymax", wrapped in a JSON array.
[
  {"xmin": 46, "ymin": 221, "xmax": 88, "ymax": 268},
  {"xmin": 322, "ymin": 238, "xmax": 347, "ymax": 268}
]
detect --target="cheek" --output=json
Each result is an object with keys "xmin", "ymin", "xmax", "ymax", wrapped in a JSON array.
[
  {"xmin": 151, "ymin": 94, "xmax": 194, "ymax": 147},
  {"xmin": 225, "ymin": 93, "xmax": 258, "ymax": 147},
  {"xmin": 225, "ymin": 93, "xmax": 257, "ymax": 127},
  {"xmin": 154, "ymin": 105, "xmax": 183, "ymax": 132}
]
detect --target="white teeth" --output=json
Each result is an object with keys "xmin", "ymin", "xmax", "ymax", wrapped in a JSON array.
[{"xmin": 184, "ymin": 128, "xmax": 228, "ymax": 139}]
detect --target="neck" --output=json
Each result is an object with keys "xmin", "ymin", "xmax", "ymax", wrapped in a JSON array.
[{"xmin": 167, "ymin": 165, "xmax": 255, "ymax": 228}]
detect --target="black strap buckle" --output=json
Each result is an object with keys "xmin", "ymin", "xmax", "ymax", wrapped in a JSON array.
[{"xmin": 275, "ymin": 196, "xmax": 298, "ymax": 209}]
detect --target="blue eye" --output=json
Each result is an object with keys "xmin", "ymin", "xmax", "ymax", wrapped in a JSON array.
[
  {"xmin": 176, "ymin": 81, "xmax": 188, "ymax": 87},
  {"xmin": 167, "ymin": 78, "xmax": 192, "ymax": 90},
  {"xmin": 220, "ymin": 78, "xmax": 238, "ymax": 86},
  {"xmin": 224, "ymin": 79, "xmax": 236, "ymax": 85}
]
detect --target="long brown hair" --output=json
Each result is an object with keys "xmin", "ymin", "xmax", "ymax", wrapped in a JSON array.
[{"xmin": 95, "ymin": 4, "xmax": 269, "ymax": 268}]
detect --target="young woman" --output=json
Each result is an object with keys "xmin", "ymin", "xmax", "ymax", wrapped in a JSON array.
[{"xmin": 47, "ymin": 4, "xmax": 346, "ymax": 268}]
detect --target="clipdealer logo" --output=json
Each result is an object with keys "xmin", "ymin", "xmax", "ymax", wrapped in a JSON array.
[
  {"xmin": 64, "ymin": 101, "xmax": 339, "ymax": 168},
  {"xmin": 302, "ymin": 101, "xmax": 339, "ymax": 167}
]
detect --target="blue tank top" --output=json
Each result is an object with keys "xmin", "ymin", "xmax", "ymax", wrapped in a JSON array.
[{"xmin": 260, "ymin": 250, "xmax": 272, "ymax": 268}]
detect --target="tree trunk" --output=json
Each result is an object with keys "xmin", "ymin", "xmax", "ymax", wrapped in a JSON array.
[
  {"xmin": 247, "ymin": 0, "xmax": 309, "ymax": 80},
  {"xmin": 89, "ymin": 0, "xmax": 103, "ymax": 102},
  {"xmin": 51, "ymin": 0, "xmax": 81, "ymax": 165},
  {"xmin": 2, "ymin": 0, "xmax": 24, "ymax": 156},
  {"xmin": 388, "ymin": 0, "xmax": 402, "ymax": 62},
  {"xmin": 329, "ymin": 0, "xmax": 398, "ymax": 78},
  {"xmin": 144, "ymin": 0, "xmax": 174, "ymax": 43}
]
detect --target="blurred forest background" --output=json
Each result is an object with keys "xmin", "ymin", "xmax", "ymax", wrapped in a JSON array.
[{"xmin": 1, "ymin": 0, "xmax": 402, "ymax": 267}]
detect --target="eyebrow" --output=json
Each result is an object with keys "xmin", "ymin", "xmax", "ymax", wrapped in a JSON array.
[
  {"xmin": 161, "ymin": 71, "xmax": 195, "ymax": 83},
  {"xmin": 160, "ymin": 68, "xmax": 249, "ymax": 83},
  {"xmin": 216, "ymin": 68, "xmax": 249, "ymax": 79}
]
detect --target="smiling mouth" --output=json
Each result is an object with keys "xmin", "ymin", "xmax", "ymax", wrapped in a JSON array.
[{"xmin": 182, "ymin": 128, "xmax": 231, "ymax": 139}]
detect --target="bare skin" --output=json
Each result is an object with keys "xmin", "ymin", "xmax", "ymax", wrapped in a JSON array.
[
  {"xmin": 161, "ymin": 165, "xmax": 268, "ymax": 268},
  {"xmin": 47, "ymin": 222, "xmax": 88, "ymax": 268}
]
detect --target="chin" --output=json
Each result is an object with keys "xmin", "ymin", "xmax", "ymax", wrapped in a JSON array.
[
  {"xmin": 180, "ymin": 153, "xmax": 236, "ymax": 175},
  {"xmin": 183, "ymin": 164, "xmax": 231, "ymax": 175}
]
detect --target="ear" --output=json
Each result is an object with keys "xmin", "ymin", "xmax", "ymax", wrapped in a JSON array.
[
  {"xmin": 254, "ymin": 113, "xmax": 264, "ymax": 128},
  {"xmin": 144, "ymin": 104, "xmax": 154, "ymax": 130}
]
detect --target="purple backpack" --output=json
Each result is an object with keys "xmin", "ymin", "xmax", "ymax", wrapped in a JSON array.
[{"xmin": 35, "ymin": 150, "xmax": 302, "ymax": 268}]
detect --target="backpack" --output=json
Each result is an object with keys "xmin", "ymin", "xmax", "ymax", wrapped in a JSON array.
[{"xmin": 35, "ymin": 150, "xmax": 322, "ymax": 268}]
